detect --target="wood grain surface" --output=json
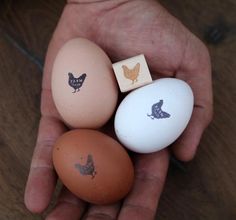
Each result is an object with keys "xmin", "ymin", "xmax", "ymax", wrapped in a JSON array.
[{"xmin": 0, "ymin": 0, "xmax": 235, "ymax": 219}]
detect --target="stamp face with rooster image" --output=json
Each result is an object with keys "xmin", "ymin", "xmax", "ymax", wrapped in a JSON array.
[{"xmin": 122, "ymin": 63, "xmax": 140, "ymax": 84}]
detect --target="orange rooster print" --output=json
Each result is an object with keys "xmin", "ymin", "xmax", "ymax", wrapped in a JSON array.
[{"xmin": 122, "ymin": 63, "xmax": 140, "ymax": 84}]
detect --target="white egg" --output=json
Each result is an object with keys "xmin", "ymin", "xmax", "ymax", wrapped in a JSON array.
[{"xmin": 114, "ymin": 78, "xmax": 194, "ymax": 153}]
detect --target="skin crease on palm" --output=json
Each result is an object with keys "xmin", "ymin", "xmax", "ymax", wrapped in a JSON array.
[{"xmin": 24, "ymin": 0, "xmax": 213, "ymax": 219}]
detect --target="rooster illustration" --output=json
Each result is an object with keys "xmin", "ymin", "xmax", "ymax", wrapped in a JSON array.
[
  {"xmin": 75, "ymin": 154, "xmax": 97, "ymax": 179},
  {"xmin": 147, "ymin": 100, "xmax": 171, "ymax": 119},
  {"xmin": 68, "ymin": 72, "xmax": 87, "ymax": 93},
  {"xmin": 122, "ymin": 63, "xmax": 140, "ymax": 84}
]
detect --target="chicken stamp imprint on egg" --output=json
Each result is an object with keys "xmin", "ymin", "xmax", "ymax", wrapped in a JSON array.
[
  {"xmin": 68, "ymin": 72, "xmax": 87, "ymax": 93},
  {"xmin": 112, "ymin": 54, "xmax": 153, "ymax": 92},
  {"xmin": 75, "ymin": 154, "xmax": 97, "ymax": 179},
  {"xmin": 147, "ymin": 100, "xmax": 171, "ymax": 119}
]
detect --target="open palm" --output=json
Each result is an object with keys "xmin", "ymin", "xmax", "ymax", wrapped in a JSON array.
[{"xmin": 25, "ymin": 0, "xmax": 213, "ymax": 219}]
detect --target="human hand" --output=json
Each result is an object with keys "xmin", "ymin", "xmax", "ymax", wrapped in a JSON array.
[{"xmin": 24, "ymin": 0, "xmax": 213, "ymax": 219}]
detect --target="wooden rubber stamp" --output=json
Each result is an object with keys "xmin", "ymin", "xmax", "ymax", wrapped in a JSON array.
[{"xmin": 112, "ymin": 54, "xmax": 152, "ymax": 92}]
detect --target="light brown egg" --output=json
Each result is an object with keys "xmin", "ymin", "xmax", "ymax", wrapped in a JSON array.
[
  {"xmin": 53, "ymin": 129, "xmax": 134, "ymax": 205},
  {"xmin": 51, "ymin": 38, "xmax": 118, "ymax": 128}
]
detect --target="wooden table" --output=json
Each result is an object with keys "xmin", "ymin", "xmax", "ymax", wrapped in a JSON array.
[{"xmin": 0, "ymin": 0, "xmax": 235, "ymax": 219}]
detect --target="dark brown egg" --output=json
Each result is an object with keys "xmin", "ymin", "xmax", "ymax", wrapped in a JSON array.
[{"xmin": 53, "ymin": 129, "xmax": 134, "ymax": 205}]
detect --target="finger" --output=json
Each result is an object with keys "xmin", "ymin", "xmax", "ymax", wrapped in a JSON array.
[
  {"xmin": 83, "ymin": 203, "xmax": 120, "ymax": 220},
  {"xmin": 118, "ymin": 150, "xmax": 169, "ymax": 220},
  {"xmin": 24, "ymin": 116, "xmax": 66, "ymax": 213},
  {"xmin": 46, "ymin": 187, "xmax": 86, "ymax": 220},
  {"xmin": 171, "ymin": 106, "xmax": 212, "ymax": 161},
  {"xmin": 24, "ymin": 5, "xmax": 79, "ymax": 213},
  {"xmin": 172, "ymin": 35, "xmax": 213, "ymax": 161}
]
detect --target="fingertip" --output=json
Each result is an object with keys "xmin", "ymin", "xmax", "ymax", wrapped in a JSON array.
[
  {"xmin": 171, "ymin": 128, "xmax": 202, "ymax": 162},
  {"xmin": 24, "ymin": 193, "xmax": 47, "ymax": 214},
  {"xmin": 171, "ymin": 119, "xmax": 203, "ymax": 162},
  {"xmin": 24, "ymin": 187, "xmax": 47, "ymax": 213},
  {"xmin": 24, "ymin": 168, "xmax": 57, "ymax": 213},
  {"xmin": 170, "ymin": 103, "xmax": 214, "ymax": 162},
  {"xmin": 173, "ymin": 145, "xmax": 197, "ymax": 162}
]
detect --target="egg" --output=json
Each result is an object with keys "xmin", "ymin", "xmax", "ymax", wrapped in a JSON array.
[
  {"xmin": 53, "ymin": 129, "xmax": 134, "ymax": 205},
  {"xmin": 51, "ymin": 38, "xmax": 118, "ymax": 128},
  {"xmin": 114, "ymin": 78, "xmax": 194, "ymax": 153}
]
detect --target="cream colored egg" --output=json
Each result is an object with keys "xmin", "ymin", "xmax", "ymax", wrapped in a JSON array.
[{"xmin": 51, "ymin": 38, "xmax": 118, "ymax": 128}]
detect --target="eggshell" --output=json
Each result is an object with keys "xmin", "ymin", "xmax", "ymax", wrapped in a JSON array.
[
  {"xmin": 51, "ymin": 38, "xmax": 118, "ymax": 128},
  {"xmin": 53, "ymin": 129, "xmax": 134, "ymax": 205},
  {"xmin": 114, "ymin": 78, "xmax": 194, "ymax": 153}
]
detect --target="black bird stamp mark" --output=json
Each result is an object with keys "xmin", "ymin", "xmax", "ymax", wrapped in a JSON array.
[
  {"xmin": 147, "ymin": 100, "xmax": 171, "ymax": 119},
  {"xmin": 68, "ymin": 72, "xmax": 87, "ymax": 93},
  {"xmin": 75, "ymin": 154, "xmax": 97, "ymax": 179}
]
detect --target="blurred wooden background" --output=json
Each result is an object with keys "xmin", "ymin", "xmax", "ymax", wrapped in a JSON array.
[{"xmin": 0, "ymin": 0, "xmax": 235, "ymax": 219}]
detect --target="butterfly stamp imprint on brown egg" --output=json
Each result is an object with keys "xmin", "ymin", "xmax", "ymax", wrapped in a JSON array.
[{"xmin": 75, "ymin": 154, "xmax": 97, "ymax": 179}]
